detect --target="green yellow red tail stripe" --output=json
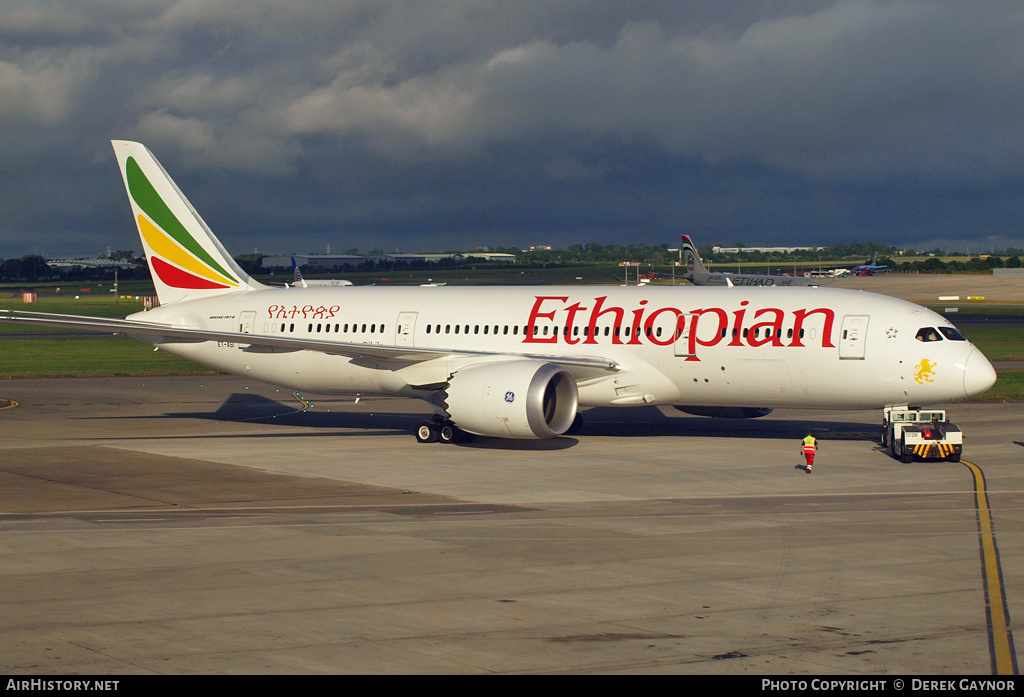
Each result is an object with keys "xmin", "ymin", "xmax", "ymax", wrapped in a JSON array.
[{"xmin": 124, "ymin": 155, "xmax": 239, "ymax": 290}]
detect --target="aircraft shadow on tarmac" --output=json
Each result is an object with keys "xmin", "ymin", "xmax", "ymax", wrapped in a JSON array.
[
  {"xmin": 140, "ymin": 393, "xmax": 883, "ymax": 450},
  {"xmin": 576, "ymin": 407, "xmax": 880, "ymax": 442},
  {"xmin": 163, "ymin": 392, "xmax": 418, "ymax": 437},
  {"xmin": 154, "ymin": 392, "xmax": 577, "ymax": 450}
]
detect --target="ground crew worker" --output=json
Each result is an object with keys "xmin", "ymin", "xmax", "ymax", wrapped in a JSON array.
[{"xmin": 802, "ymin": 432, "xmax": 818, "ymax": 473}]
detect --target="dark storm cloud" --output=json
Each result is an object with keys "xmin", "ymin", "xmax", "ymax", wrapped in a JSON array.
[{"xmin": 0, "ymin": 0, "xmax": 1022, "ymax": 258}]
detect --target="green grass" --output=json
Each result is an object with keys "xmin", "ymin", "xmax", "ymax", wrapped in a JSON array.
[
  {"xmin": 957, "ymin": 327, "xmax": 1024, "ymax": 360},
  {"xmin": 0, "ymin": 338, "xmax": 218, "ymax": 378},
  {"xmin": 0, "ymin": 293, "xmax": 148, "ymax": 333},
  {"xmin": 973, "ymin": 370, "xmax": 1024, "ymax": 402},
  {"xmin": 960, "ymin": 325, "xmax": 1024, "ymax": 400}
]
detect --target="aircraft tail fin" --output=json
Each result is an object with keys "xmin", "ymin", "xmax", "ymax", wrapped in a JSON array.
[
  {"xmin": 680, "ymin": 235, "xmax": 710, "ymax": 275},
  {"xmin": 111, "ymin": 140, "xmax": 264, "ymax": 305},
  {"xmin": 292, "ymin": 257, "xmax": 308, "ymax": 288}
]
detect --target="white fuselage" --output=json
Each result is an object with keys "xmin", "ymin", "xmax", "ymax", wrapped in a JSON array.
[{"xmin": 130, "ymin": 284, "xmax": 995, "ymax": 410}]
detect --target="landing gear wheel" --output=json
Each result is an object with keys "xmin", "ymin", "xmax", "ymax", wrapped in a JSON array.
[
  {"xmin": 439, "ymin": 422, "xmax": 458, "ymax": 444},
  {"xmin": 415, "ymin": 420, "xmax": 440, "ymax": 443},
  {"xmin": 438, "ymin": 421, "xmax": 474, "ymax": 444}
]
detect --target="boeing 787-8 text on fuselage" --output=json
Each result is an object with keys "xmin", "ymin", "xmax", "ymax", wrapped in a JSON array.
[{"xmin": 0, "ymin": 142, "xmax": 997, "ymax": 443}]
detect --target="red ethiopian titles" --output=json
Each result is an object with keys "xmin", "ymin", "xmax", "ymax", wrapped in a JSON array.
[{"xmin": 522, "ymin": 295, "xmax": 836, "ymax": 361}]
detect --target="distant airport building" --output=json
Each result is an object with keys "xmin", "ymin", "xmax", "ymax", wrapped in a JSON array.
[
  {"xmin": 711, "ymin": 246, "xmax": 824, "ymax": 254},
  {"xmin": 262, "ymin": 254, "xmax": 367, "ymax": 269},
  {"xmin": 462, "ymin": 252, "xmax": 516, "ymax": 262},
  {"xmin": 261, "ymin": 252, "xmax": 515, "ymax": 269},
  {"xmin": 47, "ymin": 258, "xmax": 139, "ymax": 270}
]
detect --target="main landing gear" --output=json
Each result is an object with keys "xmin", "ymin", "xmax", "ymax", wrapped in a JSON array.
[
  {"xmin": 415, "ymin": 415, "xmax": 474, "ymax": 444},
  {"xmin": 413, "ymin": 412, "xmax": 585, "ymax": 443}
]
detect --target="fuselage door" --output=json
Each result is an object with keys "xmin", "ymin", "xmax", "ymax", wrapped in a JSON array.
[
  {"xmin": 396, "ymin": 311, "xmax": 418, "ymax": 347},
  {"xmin": 674, "ymin": 313, "xmax": 698, "ymax": 358},
  {"xmin": 239, "ymin": 311, "xmax": 256, "ymax": 334},
  {"xmin": 839, "ymin": 314, "xmax": 869, "ymax": 359}
]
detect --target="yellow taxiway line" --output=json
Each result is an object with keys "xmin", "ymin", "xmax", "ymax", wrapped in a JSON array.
[{"xmin": 963, "ymin": 460, "xmax": 1019, "ymax": 675}]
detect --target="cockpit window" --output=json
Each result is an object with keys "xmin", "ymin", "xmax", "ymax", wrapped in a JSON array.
[
  {"xmin": 938, "ymin": 327, "xmax": 967, "ymax": 341},
  {"xmin": 915, "ymin": 327, "xmax": 943, "ymax": 342}
]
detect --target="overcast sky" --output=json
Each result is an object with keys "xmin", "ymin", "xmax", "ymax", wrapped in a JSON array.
[{"xmin": 1, "ymin": 0, "xmax": 1022, "ymax": 259}]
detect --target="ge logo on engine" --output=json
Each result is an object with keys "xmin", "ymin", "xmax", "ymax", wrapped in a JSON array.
[{"xmin": 505, "ymin": 391, "xmax": 515, "ymax": 403}]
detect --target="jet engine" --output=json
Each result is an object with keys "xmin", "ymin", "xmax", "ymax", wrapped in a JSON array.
[
  {"xmin": 673, "ymin": 406, "xmax": 773, "ymax": 419},
  {"xmin": 443, "ymin": 360, "xmax": 578, "ymax": 439}
]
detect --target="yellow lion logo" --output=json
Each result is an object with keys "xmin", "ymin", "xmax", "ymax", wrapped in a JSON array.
[{"xmin": 915, "ymin": 359, "xmax": 937, "ymax": 384}]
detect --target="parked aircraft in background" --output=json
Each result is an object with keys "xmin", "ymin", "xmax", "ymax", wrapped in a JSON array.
[
  {"xmin": 679, "ymin": 235, "xmax": 823, "ymax": 287},
  {"xmin": 851, "ymin": 253, "xmax": 888, "ymax": 276},
  {"xmin": 0, "ymin": 143, "xmax": 997, "ymax": 443},
  {"xmin": 289, "ymin": 257, "xmax": 353, "ymax": 288}
]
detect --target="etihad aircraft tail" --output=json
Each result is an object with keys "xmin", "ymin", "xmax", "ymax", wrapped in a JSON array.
[{"xmin": 680, "ymin": 235, "xmax": 711, "ymax": 276}]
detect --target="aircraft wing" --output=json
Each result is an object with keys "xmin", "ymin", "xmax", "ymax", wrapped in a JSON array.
[{"xmin": 0, "ymin": 310, "xmax": 620, "ymax": 373}]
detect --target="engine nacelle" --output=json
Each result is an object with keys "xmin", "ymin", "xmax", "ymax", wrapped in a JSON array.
[
  {"xmin": 443, "ymin": 360, "xmax": 578, "ymax": 439},
  {"xmin": 673, "ymin": 406, "xmax": 773, "ymax": 419}
]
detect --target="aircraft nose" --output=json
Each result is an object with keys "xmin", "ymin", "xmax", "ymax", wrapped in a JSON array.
[{"xmin": 964, "ymin": 348, "xmax": 997, "ymax": 398}]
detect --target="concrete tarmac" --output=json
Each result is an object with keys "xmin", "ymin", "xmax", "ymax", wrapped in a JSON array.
[
  {"xmin": 830, "ymin": 273, "xmax": 1024, "ymax": 303},
  {"xmin": 1, "ymin": 375, "xmax": 1023, "ymax": 674}
]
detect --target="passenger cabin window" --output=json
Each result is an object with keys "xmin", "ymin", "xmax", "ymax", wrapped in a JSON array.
[{"xmin": 916, "ymin": 327, "xmax": 943, "ymax": 342}]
